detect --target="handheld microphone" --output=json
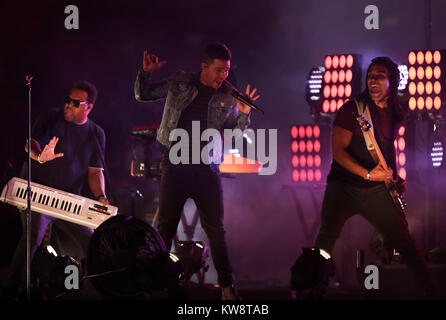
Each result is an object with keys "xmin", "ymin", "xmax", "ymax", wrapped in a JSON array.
[{"xmin": 224, "ymin": 80, "xmax": 264, "ymax": 115}]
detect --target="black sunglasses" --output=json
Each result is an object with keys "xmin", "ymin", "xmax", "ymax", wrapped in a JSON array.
[{"xmin": 64, "ymin": 96, "xmax": 88, "ymax": 108}]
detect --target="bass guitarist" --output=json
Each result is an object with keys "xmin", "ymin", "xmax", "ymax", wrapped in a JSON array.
[{"xmin": 311, "ymin": 57, "xmax": 436, "ymax": 298}]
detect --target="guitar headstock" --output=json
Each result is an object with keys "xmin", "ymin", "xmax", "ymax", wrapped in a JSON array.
[{"xmin": 353, "ymin": 112, "xmax": 371, "ymax": 132}]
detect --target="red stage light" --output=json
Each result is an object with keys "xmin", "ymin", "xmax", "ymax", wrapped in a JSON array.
[
  {"xmin": 293, "ymin": 169, "xmax": 299, "ymax": 182},
  {"xmin": 315, "ymin": 155, "xmax": 321, "ymax": 167},
  {"xmin": 398, "ymin": 126, "xmax": 405, "ymax": 136},
  {"xmin": 330, "ymin": 100, "xmax": 337, "ymax": 112},
  {"xmin": 339, "ymin": 55, "xmax": 346, "ymax": 68},
  {"xmin": 345, "ymin": 84, "xmax": 352, "ymax": 97},
  {"xmin": 324, "ymin": 71, "xmax": 331, "ymax": 83},
  {"xmin": 314, "ymin": 140, "xmax": 321, "ymax": 152},
  {"xmin": 291, "ymin": 126, "xmax": 298, "ymax": 139},
  {"xmin": 399, "ymin": 168, "xmax": 407, "ymax": 180},
  {"xmin": 314, "ymin": 125, "xmax": 320, "ymax": 138},
  {"xmin": 306, "ymin": 140, "xmax": 314, "ymax": 153},
  {"xmin": 331, "ymin": 70, "xmax": 338, "ymax": 83},
  {"xmin": 315, "ymin": 169, "xmax": 322, "ymax": 181},
  {"xmin": 292, "ymin": 155, "xmax": 299, "ymax": 167},
  {"xmin": 300, "ymin": 169, "xmax": 307, "ymax": 182},
  {"xmin": 308, "ymin": 169, "xmax": 314, "ymax": 182},
  {"xmin": 300, "ymin": 155, "xmax": 306, "ymax": 167},
  {"xmin": 338, "ymin": 84, "xmax": 345, "ymax": 97},
  {"xmin": 399, "ymin": 153, "xmax": 406, "ymax": 166},
  {"xmin": 299, "ymin": 126, "xmax": 305, "ymax": 138},
  {"xmin": 323, "ymin": 85, "xmax": 331, "ymax": 98},
  {"xmin": 325, "ymin": 56, "xmax": 332, "ymax": 69},
  {"xmin": 323, "ymin": 100, "xmax": 330, "ymax": 113},
  {"xmin": 346, "ymin": 55, "xmax": 353, "ymax": 68},
  {"xmin": 306, "ymin": 125, "xmax": 313, "ymax": 138},
  {"xmin": 398, "ymin": 137, "xmax": 406, "ymax": 151},
  {"xmin": 337, "ymin": 99, "xmax": 343, "ymax": 110},
  {"xmin": 346, "ymin": 69, "xmax": 352, "ymax": 82},
  {"xmin": 331, "ymin": 85, "xmax": 337, "ymax": 98},
  {"xmin": 299, "ymin": 140, "xmax": 306, "ymax": 153},
  {"xmin": 339, "ymin": 69, "xmax": 345, "ymax": 83},
  {"xmin": 292, "ymin": 141, "xmax": 298, "ymax": 153},
  {"xmin": 307, "ymin": 155, "xmax": 314, "ymax": 167},
  {"xmin": 332, "ymin": 55, "xmax": 339, "ymax": 68}
]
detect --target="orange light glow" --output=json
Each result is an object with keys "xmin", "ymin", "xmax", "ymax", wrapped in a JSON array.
[
  {"xmin": 408, "ymin": 51, "xmax": 416, "ymax": 65},
  {"xmin": 434, "ymin": 50, "xmax": 441, "ymax": 64},
  {"xmin": 408, "ymin": 67, "xmax": 416, "ymax": 80},
  {"xmin": 417, "ymin": 67, "xmax": 424, "ymax": 80},
  {"xmin": 417, "ymin": 51, "xmax": 424, "ymax": 64},
  {"xmin": 434, "ymin": 96, "xmax": 442, "ymax": 109},
  {"xmin": 409, "ymin": 97, "xmax": 416, "ymax": 110},
  {"xmin": 417, "ymin": 97, "xmax": 425, "ymax": 110},
  {"xmin": 425, "ymin": 51, "xmax": 433, "ymax": 64}
]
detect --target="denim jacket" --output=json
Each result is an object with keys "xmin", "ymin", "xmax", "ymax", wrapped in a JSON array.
[{"xmin": 134, "ymin": 68, "xmax": 250, "ymax": 154}]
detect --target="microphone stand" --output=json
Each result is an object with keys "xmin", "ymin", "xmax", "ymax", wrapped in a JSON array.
[{"xmin": 25, "ymin": 75, "xmax": 33, "ymax": 300}]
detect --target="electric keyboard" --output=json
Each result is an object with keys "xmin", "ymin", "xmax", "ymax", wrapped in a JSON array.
[{"xmin": 0, "ymin": 177, "xmax": 118, "ymax": 229}]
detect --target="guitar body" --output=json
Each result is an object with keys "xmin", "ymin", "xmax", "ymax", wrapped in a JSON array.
[{"xmin": 384, "ymin": 179, "xmax": 407, "ymax": 215}]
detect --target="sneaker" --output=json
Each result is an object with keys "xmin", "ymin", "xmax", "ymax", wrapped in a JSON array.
[{"xmin": 221, "ymin": 285, "xmax": 241, "ymax": 300}]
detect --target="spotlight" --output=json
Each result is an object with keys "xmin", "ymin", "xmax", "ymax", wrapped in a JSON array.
[
  {"xmin": 393, "ymin": 126, "xmax": 407, "ymax": 179},
  {"xmin": 320, "ymin": 54, "xmax": 362, "ymax": 117},
  {"xmin": 290, "ymin": 248, "xmax": 335, "ymax": 300},
  {"xmin": 306, "ymin": 66, "xmax": 325, "ymax": 121},
  {"xmin": 290, "ymin": 124, "xmax": 331, "ymax": 184},
  {"xmin": 430, "ymin": 122, "xmax": 444, "ymax": 168},
  {"xmin": 175, "ymin": 241, "xmax": 209, "ymax": 282},
  {"xmin": 407, "ymin": 49, "xmax": 446, "ymax": 119},
  {"xmin": 31, "ymin": 245, "xmax": 81, "ymax": 300},
  {"xmin": 86, "ymin": 215, "xmax": 181, "ymax": 299}
]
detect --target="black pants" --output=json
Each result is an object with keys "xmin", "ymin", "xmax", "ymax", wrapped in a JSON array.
[
  {"xmin": 314, "ymin": 180, "xmax": 435, "ymax": 294},
  {"xmin": 157, "ymin": 162, "xmax": 233, "ymax": 287}
]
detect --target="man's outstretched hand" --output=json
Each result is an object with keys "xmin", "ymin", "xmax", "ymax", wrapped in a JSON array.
[
  {"xmin": 38, "ymin": 137, "xmax": 64, "ymax": 163},
  {"xmin": 142, "ymin": 50, "xmax": 167, "ymax": 73},
  {"xmin": 236, "ymin": 84, "xmax": 260, "ymax": 114}
]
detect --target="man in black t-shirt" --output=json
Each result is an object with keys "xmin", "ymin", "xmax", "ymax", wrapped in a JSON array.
[
  {"xmin": 293, "ymin": 57, "xmax": 437, "ymax": 299},
  {"xmin": 134, "ymin": 43, "xmax": 259, "ymax": 300},
  {"xmin": 6, "ymin": 80, "xmax": 109, "ymax": 298}
]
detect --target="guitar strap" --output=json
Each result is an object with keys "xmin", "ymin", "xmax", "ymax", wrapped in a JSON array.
[{"xmin": 354, "ymin": 99, "xmax": 380, "ymax": 164}]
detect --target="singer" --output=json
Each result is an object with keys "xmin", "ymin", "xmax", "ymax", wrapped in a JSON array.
[{"xmin": 134, "ymin": 42, "xmax": 259, "ymax": 300}]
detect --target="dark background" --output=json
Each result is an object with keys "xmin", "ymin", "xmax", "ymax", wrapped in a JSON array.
[{"xmin": 1, "ymin": 0, "xmax": 446, "ymax": 288}]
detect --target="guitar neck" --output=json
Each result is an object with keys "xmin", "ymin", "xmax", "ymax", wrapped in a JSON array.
[{"xmin": 366, "ymin": 130, "xmax": 389, "ymax": 170}]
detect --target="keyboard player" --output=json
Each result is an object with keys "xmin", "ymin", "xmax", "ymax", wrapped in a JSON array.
[{"xmin": 4, "ymin": 80, "xmax": 108, "ymax": 299}]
